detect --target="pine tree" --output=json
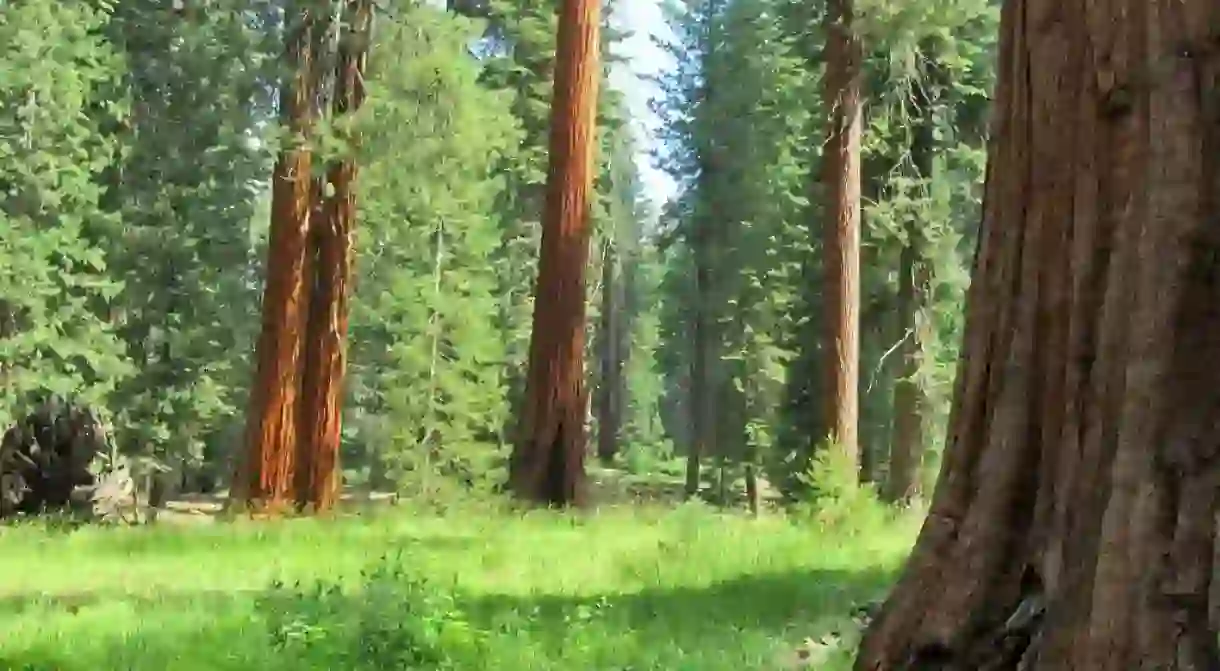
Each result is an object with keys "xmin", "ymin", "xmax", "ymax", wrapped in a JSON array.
[
  {"xmin": 0, "ymin": 1, "xmax": 131, "ymax": 427},
  {"xmin": 346, "ymin": 2, "xmax": 521, "ymax": 497}
]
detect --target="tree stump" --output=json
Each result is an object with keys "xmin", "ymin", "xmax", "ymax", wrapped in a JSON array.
[{"xmin": 0, "ymin": 401, "xmax": 107, "ymax": 518}]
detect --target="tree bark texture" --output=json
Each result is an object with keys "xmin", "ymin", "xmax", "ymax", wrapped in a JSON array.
[
  {"xmin": 295, "ymin": 0, "xmax": 370, "ymax": 514},
  {"xmin": 856, "ymin": 1, "xmax": 1220, "ymax": 668},
  {"xmin": 596, "ymin": 241, "xmax": 622, "ymax": 465},
  {"xmin": 238, "ymin": 2, "xmax": 319, "ymax": 512},
  {"xmin": 508, "ymin": 0, "xmax": 601, "ymax": 507},
  {"xmin": 821, "ymin": 0, "xmax": 863, "ymax": 477},
  {"xmin": 885, "ymin": 49, "xmax": 937, "ymax": 505}
]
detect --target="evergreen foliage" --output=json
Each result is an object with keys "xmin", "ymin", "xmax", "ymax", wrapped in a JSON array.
[{"xmin": 0, "ymin": 0, "xmax": 997, "ymax": 508}]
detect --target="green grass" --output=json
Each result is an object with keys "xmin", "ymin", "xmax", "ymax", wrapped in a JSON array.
[{"xmin": 0, "ymin": 502, "xmax": 918, "ymax": 670}]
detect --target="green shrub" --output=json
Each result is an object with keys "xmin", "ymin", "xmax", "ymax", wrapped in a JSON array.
[
  {"xmin": 259, "ymin": 554, "xmax": 484, "ymax": 669},
  {"xmin": 793, "ymin": 438, "xmax": 890, "ymax": 536}
]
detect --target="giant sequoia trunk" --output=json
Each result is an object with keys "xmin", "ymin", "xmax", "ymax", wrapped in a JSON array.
[
  {"xmin": 507, "ymin": 0, "xmax": 601, "ymax": 506},
  {"xmin": 238, "ymin": 2, "xmax": 319, "ymax": 511},
  {"xmin": 295, "ymin": 0, "xmax": 370, "ymax": 514},
  {"xmin": 821, "ymin": 0, "xmax": 863, "ymax": 476},
  {"xmin": 855, "ymin": 1, "xmax": 1220, "ymax": 668}
]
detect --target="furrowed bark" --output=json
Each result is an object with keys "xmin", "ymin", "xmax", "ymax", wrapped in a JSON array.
[
  {"xmin": 295, "ymin": 0, "xmax": 370, "ymax": 514},
  {"xmin": 821, "ymin": 0, "xmax": 863, "ymax": 477},
  {"xmin": 237, "ymin": 1, "xmax": 320, "ymax": 513},
  {"xmin": 508, "ymin": 0, "xmax": 601, "ymax": 506},
  {"xmin": 855, "ymin": 1, "xmax": 1220, "ymax": 668}
]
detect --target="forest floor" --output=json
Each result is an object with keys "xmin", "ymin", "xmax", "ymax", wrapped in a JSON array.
[{"xmin": 0, "ymin": 500, "xmax": 918, "ymax": 670}]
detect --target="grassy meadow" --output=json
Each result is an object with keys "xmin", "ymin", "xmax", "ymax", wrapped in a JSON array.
[{"xmin": 0, "ymin": 499, "xmax": 919, "ymax": 670}]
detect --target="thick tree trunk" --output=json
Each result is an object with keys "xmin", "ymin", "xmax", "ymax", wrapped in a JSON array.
[
  {"xmin": 885, "ymin": 49, "xmax": 937, "ymax": 505},
  {"xmin": 821, "ymin": 0, "xmax": 862, "ymax": 477},
  {"xmin": 507, "ymin": 0, "xmax": 601, "ymax": 507},
  {"xmin": 855, "ymin": 1, "xmax": 1220, "ymax": 668},
  {"xmin": 596, "ymin": 241, "xmax": 621, "ymax": 466},
  {"xmin": 295, "ymin": 0, "xmax": 370, "ymax": 514},
  {"xmin": 237, "ymin": 2, "xmax": 319, "ymax": 512}
]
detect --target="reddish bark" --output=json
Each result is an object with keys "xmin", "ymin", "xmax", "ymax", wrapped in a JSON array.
[
  {"xmin": 508, "ymin": 0, "xmax": 601, "ymax": 507},
  {"xmin": 821, "ymin": 0, "xmax": 863, "ymax": 477},
  {"xmin": 295, "ymin": 0, "xmax": 370, "ymax": 514},
  {"xmin": 237, "ymin": 2, "xmax": 319, "ymax": 513},
  {"xmin": 855, "ymin": 0, "xmax": 1220, "ymax": 668}
]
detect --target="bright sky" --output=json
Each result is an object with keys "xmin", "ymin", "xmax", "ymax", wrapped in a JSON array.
[{"xmin": 607, "ymin": 0, "xmax": 677, "ymax": 214}]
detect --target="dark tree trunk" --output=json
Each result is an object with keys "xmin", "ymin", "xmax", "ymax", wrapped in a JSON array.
[
  {"xmin": 236, "ymin": 0, "xmax": 320, "ymax": 513},
  {"xmin": 596, "ymin": 241, "xmax": 622, "ymax": 466},
  {"xmin": 885, "ymin": 46, "xmax": 938, "ymax": 505},
  {"xmin": 856, "ymin": 1, "xmax": 1220, "ymax": 668},
  {"xmin": 295, "ymin": 0, "xmax": 370, "ymax": 514},
  {"xmin": 745, "ymin": 463, "xmax": 760, "ymax": 516},
  {"xmin": 685, "ymin": 254, "xmax": 715, "ymax": 498},
  {"xmin": 821, "ymin": 0, "xmax": 863, "ymax": 478},
  {"xmin": 507, "ymin": 0, "xmax": 601, "ymax": 507}
]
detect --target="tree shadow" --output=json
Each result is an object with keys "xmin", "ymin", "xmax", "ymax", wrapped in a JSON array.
[
  {"xmin": 0, "ymin": 558, "xmax": 897, "ymax": 669},
  {"xmin": 0, "ymin": 589, "xmax": 274, "ymax": 671},
  {"xmin": 459, "ymin": 565, "xmax": 895, "ymax": 657},
  {"xmin": 0, "ymin": 588, "xmax": 247, "ymax": 617}
]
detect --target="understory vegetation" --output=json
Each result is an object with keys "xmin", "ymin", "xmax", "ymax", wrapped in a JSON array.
[{"xmin": 0, "ymin": 498, "xmax": 918, "ymax": 670}]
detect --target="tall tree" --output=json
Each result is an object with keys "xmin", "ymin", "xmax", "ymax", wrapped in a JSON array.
[
  {"xmin": 238, "ymin": 0, "xmax": 322, "ymax": 511},
  {"xmin": 885, "ymin": 45, "xmax": 939, "ymax": 504},
  {"xmin": 0, "ymin": 0, "xmax": 130, "ymax": 426},
  {"xmin": 102, "ymin": 0, "xmax": 273, "ymax": 499},
  {"xmin": 345, "ymin": 0, "xmax": 522, "ymax": 497},
  {"xmin": 508, "ymin": 0, "xmax": 601, "ymax": 505},
  {"xmin": 595, "ymin": 238, "xmax": 622, "ymax": 465},
  {"xmin": 856, "ymin": 0, "xmax": 1220, "ymax": 667},
  {"xmin": 820, "ymin": 0, "xmax": 863, "ymax": 477},
  {"xmin": 295, "ymin": 0, "xmax": 372, "ymax": 513}
]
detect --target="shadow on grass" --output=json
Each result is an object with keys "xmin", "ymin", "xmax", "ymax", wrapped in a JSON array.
[
  {"xmin": 460, "ymin": 565, "xmax": 895, "ymax": 655},
  {"xmin": 0, "ymin": 589, "xmax": 273, "ymax": 671},
  {"xmin": 0, "ymin": 563, "xmax": 897, "ymax": 670}
]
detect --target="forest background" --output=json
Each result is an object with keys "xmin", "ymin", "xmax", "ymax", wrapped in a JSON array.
[{"xmin": 0, "ymin": 0, "xmax": 995, "ymax": 508}]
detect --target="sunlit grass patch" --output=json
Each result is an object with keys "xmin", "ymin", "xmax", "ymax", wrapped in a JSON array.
[{"xmin": 0, "ymin": 502, "xmax": 917, "ymax": 670}]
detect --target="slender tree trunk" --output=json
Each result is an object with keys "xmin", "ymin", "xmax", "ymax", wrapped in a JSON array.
[
  {"xmin": 596, "ymin": 241, "xmax": 621, "ymax": 465},
  {"xmin": 236, "ymin": 1, "xmax": 319, "ymax": 512},
  {"xmin": 856, "ymin": 1, "xmax": 1220, "ymax": 668},
  {"xmin": 745, "ymin": 463, "xmax": 760, "ymax": 515},
  {"xmin": 295, "ymin": 0, "xmax": 370, "ymax": 514},
  {"xmin": 507, "ymin": 0, "xmax": 601, "ymax": 507},
  {"xmin": 683, "ymin": 343, "xmax": 702, "ymax": 497},
  {"xmin": 685, "ymin": 252, "xmax": 716, "ymax": 498},
  {"xmin": 821, "ymin": 0, "xmax": 862, "ymax": 478},
  {"xmin": 885, "ymin": 240, "xmax": 925, "ymax": 504},
  {"xmin": 885, "ymin": 49, "xmax": 937, "ymax": 504}
]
